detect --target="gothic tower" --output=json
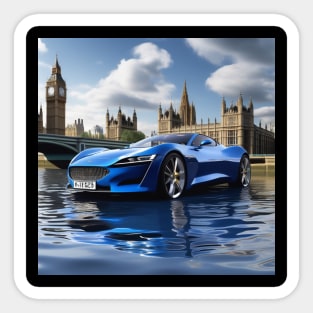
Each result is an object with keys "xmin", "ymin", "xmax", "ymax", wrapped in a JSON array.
[
  {"xmin": 221, "ymin": 96, "xmax": 226, "ymax": 115},
  {"xmin": 179, "ymin": 81, "xmax": 191, "ymax": 126},
  {"xmin": 105, "ymin": 109, "xmax": 110, "ymax": 137},
  {"xmin": 46, "ymin": 56, "xmax": 66, "ymax": 135},
  {"xmin": 220, "ymin": 93, "xmax": 255, "ymax": 154},
  {"xmin": 106, "ymin": 107, "xmax": 138, "ymax": 140},
  {"xmin": 179, "ymin": 81, "xmax": 197, "ymax": 127},
  {"xmin": 38, "ymin": 104, "xmax": 43, "ymax": 133}
]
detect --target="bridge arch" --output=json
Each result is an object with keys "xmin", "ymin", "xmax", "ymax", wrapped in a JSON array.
[
  {"xmin": 38, "ymin": 140, "xmax": 78, "ymax": 168},
  {"xmin": 38, "ymin": 134, "xmax": 129, "ymax": 169},
  {"xmin": 39, "ymin": 139, "xmax": 78, "ymax": 153}
]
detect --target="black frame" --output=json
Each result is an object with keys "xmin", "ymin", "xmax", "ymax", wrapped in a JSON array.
[{"xmin": 27, "ymin": 25, "xmax": 287, "ymax": 287}]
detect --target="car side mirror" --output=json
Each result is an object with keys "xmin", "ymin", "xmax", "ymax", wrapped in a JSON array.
[{"xmin": 200, "ymin": 139, "xmax": 213, "ymax": 146}]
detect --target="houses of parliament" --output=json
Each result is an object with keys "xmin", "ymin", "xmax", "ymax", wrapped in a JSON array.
[
  {"xmin": 158, "ymin": 81, "xmax": 275, "ymax": 154},
  {"xmin": 38, "ymin": 58, "xmax": 275, "ymax": 154}
]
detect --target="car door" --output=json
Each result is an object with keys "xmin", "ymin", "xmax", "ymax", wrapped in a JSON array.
[{"xmin": 191, "ymin": 135, "xmax": 228, "ymax": 182}]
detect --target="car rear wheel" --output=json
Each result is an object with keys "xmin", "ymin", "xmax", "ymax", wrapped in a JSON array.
[
  {"xmin": 238, "ymin": 155, "xmax": 251, "ymax": 187},
  {"xmin": 159, "ymin": 153, "xmax": 186, "ymax": 199}
]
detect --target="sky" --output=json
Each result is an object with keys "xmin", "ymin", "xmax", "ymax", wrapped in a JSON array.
[{"xmin": 38, "ymin": 37, "xmax": 275, "ymax": 136}]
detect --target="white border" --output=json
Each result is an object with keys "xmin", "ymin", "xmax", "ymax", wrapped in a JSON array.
[{"xmin": 13, "ymin": 13, "xmax": 299, "ymax": 300}]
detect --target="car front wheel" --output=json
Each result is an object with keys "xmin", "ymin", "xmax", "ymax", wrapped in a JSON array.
[{"xmin": 159, "ymin": 153, "xmax": 186, "ymax": 199}]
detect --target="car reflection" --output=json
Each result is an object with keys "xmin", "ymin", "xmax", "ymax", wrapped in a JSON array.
[{"xmin": 64, "ymin": 185, "xmax": 266, "ymax": 258}]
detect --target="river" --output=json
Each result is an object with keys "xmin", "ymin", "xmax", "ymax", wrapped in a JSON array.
[{"xmin": 38, "ymin": 167, "xmax": 275, "ymax": 277}]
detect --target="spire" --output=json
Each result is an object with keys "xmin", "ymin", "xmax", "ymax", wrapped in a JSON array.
[
  {"xmin": 181, "ymin": 81, "xmax": 190, "ymax": 106},
  {"xmin": 238, "ymin": 92, "xmax": 243, "ymax": 105},
  {"xmin": 248, "ymin": 96, "xmax": 254, "ymax": 111},
  {"xmin": 181, "ymin": 80, "xmax": 189, "ymax": 101},
  {"xmin": 221, "ymin": 96, "xmax": 226, "ymax": 114},
  {"xmin": 38, "ymin": 103, "xmax": 43, "ymax": 118},
  {"xmin": 237, "ymin": 92, "xmax": 243, "ymax": 113},
  {"xmin": 55, "ymin": 54, "xmax": 59, "ymax": 67},
  {"xmin": 106, "ymin": 109, "xmax": 110, "ymax": 123},
  {"xmin": 48, "ymin": 55, "xmax": 65, "ymax": 85},
  {"xmin": 180, "ymin": 80, "xmax": 190, "ymax": 126},
  {"xmin": 52, "ymin": 54, "xmax": 61, "ymax": 75},
  {"xmin": 158, "ymin": 104, "xmax": 163, "ymax": 119}
]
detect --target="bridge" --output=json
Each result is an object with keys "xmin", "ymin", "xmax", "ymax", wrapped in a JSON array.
[
  {"xmin": 38, "ymin": 133, "xmax": 275, "ymax": 169},
  {"xmin": 38, "ymin": 133, "xmax": 129, "ymax": 168}
]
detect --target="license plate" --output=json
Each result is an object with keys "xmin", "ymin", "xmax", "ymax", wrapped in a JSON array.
[{"xmin": 74, "ymin": 180, "xmax": 96, "ymax": 190}]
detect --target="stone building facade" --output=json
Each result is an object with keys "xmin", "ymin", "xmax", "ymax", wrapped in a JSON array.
[
  {"xmin": 65, "ymin": 118, "xmax": 84, "ymax": 137},
  {"xmin": 106, "ymin": 107, "xmax": 137, "ymax": 140},
  {"xmin": 158, "ymin": 81, "xmax": 275, "ymax": 154}
]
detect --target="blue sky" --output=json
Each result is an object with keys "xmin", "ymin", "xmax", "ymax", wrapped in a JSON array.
[{"xmin": 38, "ymin": 37, "xmax": 275, "ymax": 136}]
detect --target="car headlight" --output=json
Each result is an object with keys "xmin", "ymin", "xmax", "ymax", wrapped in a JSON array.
[{"xmin": 114, "ymin": 154, "xmax": 156, "ymax": 166}]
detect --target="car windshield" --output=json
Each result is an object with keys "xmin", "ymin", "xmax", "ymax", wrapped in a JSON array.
[{"xmin": 130, "ymin": 133, "xmax": 194, "ymax": 148}]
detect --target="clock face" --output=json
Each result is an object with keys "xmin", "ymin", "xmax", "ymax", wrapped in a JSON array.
[
  {"xmin": 48, "ymin": 86, "xmax": 54, "ymax": 96},
  {"xmin": 59, "ymin": 87, "xmax": 65, "ymax": 97}
]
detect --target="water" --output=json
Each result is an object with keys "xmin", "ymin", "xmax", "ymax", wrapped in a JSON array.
[{"xmin": 38, "ymin": 168, "xmax": 275, "ymax": 275}]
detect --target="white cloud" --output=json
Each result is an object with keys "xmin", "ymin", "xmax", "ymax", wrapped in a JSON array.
[
  {"xmin": 38, "ymin": 60, "xmax": 51, "ymax": 70},
  {"xmin": 185, "ymin": 38, "xmax": 275, "ymax": 103},
  {"xmin": 254, "ymin": 106, "xmax": 275, "ymax": 125},
  {"xmin": 98, "ymin": 42, "xmax": 174, "ymax": 101},
  {"xmin": 186, "ymin": 38, "xmax": 229, "ymax": 65},
  {"xmin": 206, "ymin": 63, "xmax": 275, "ymax": 102},
  {"xmin": 186, "ymin": 38, "xmax": 274, "ymax": 66},
  {"xmin": 138, "ymin": 120, "xmax": 158, "ymax": 137},
  {"xmin": 38, "ymin": 82, "xmax": 46, "ymax": 106},
  {"xmin": 38, "ymin": 39, "xmax": 47, "ymax": 53},
  {"xmin": 73, "ymin": 42, "xmax": 175, "ymax": 108},
  {"xmin": 67, "ymin": 42, "xmax": 175, "ymax": 133},
  {"xmin": 254, "ymin": 106, "xmax": 275, "ymax": 117}
]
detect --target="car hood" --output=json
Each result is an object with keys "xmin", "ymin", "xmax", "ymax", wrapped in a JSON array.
[{"xmin": 70, "ymin": 147, "xmax": 152, "ymax": 167}]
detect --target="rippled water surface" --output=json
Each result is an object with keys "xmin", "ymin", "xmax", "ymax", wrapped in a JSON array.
[{"xmin": 38, "ymin": 168, "xmax": 275, "ymax": 275}]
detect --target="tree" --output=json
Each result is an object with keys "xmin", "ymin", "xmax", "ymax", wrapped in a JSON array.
[
  {"xmin": 120, "ymin": 130, "xmax": 145, "ymax": 143},
  {"xmin": 81, "ymin": 131, "xmax": 92, "ymax": 138}
]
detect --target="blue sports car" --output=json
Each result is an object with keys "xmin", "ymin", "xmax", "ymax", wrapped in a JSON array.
[{"xmin": 67, "ymin": 133, "xmax": 251, "ymax": 199}]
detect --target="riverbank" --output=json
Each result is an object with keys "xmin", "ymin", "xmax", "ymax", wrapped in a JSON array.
[{"xmin": 38, "ymin": 153, "xmax": 59, "ymax": 169}]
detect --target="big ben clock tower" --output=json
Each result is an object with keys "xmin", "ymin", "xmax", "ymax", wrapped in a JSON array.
[{"xmin": 46, "ymin": 56, "xmax": 66, "ymax": 135}]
